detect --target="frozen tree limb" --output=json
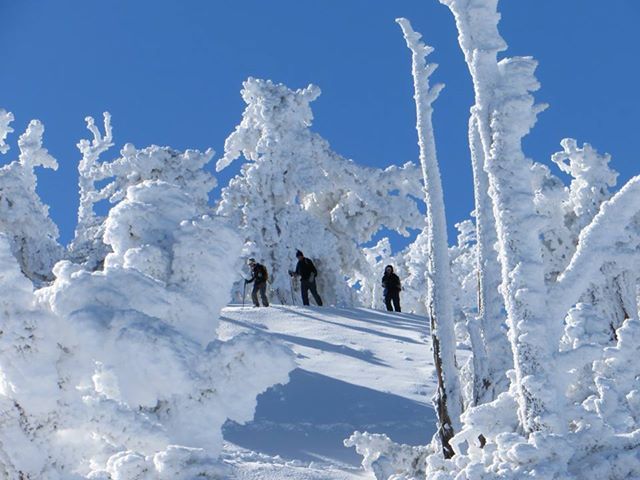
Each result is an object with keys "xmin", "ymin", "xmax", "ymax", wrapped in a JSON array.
[
  {"xmin": 397, "ymin": 17, "xmax": 462, "ymax": 457},
  {"xmin": 0, "ymin": 109, "xmax": 14, "ymax": 154}
]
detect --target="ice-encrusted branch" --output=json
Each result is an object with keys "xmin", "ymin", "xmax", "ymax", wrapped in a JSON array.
[
  {"xmin": 0, "ymin": 109, "xmax": 14, "ymax": 155},
  {"xmin": 18, "ymin": 120, "xmax": 58, "ymax": 171},
  {"xmin": 551, "ymin": 175, "xmax": 640, "ymax": 320},
  {"xmin": 397, "ymin": 17, "xmax": 462, "ymax": 457},
  {"xmin": 76, "ymin": 113, "xmax": 114, "ymax": 232},
  {"xmin": 216, "ymin": 78, "xmax": 321, "ymax": 172}
]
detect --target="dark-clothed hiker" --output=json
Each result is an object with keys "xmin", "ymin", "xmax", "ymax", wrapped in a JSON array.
[
  {"xmin": 382, "ymin": 265, "xmax": 401, "ymax": 312},
  {"xmin": 245, "ymin": 258, "xmax": 269, "ymax": 307},
  {"xmin": 294, "ymin": 250, "xmax": 323, "ymax": 306}
]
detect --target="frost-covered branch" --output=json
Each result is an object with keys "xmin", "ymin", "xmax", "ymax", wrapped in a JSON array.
[
  {"xmin": 551, "ymin": 175, "xmax": 640, "ymax": 320},
  {"xmin": 397, "ymin": 17, "xmax": 462, "ymax": 457},
  {"xmin": 0, "ymin": 109, "xmax": 14, "ymax": 154},
  {"xmin": 18, "ymin": 120, "xmax": 58, "ymax": 171},
  {"xmin": 76, "ymin": 112, "xmax": 114, "ymax": 235},
  {"xmin": 468, "ymin": 110, "xmax": 511, "ymax": 406}
]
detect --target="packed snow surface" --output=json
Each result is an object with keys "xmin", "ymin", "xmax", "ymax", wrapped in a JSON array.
[{"xmin": 217, "ymin": 304, "xmax": 460, "ymax": 478}]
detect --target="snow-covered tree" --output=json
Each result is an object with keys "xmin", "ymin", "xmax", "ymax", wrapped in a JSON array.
[
  {"xmin": 0, "ymin": 109, "xmax": 296, "ymax": 477},
  {"xmin": 397, "ymin": 17, "xmax": 462, "ymax": 458},
  {"xmin": 351, "ymin": 2, "xmax": 640, "ymax": 478},
  {"xmin": 0, "ymin": 112, "xmax": 63, "ymax": 283},
  {"xmin": 217, "ymin": 77, "xmax": 423, "ymax": 306},
  {"xmin": 0, "ymin": 234, "xmax": 62, "ymax": 478},
  {"xmin": 69, "ymin": 113, "xmax": 217, "ymax": 270}
]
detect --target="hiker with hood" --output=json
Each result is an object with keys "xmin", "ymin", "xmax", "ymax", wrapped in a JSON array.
[
  {"xmin": 382, "ymin": 265, "xmax": 401, "ymax": 312},
  {"xmin": 245, "ymin": 258, "xmax": 269, "ymax": 307},
  {"xmin": 292, "ymin": 250, "xmax": 323, "ymax": 306}
]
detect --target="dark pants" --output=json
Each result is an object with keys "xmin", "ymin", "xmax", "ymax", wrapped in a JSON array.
[
  {"xmin": 385, "ymin": 290, "xmax": 401, "ymax": 312},
  {"xmin": 252, "ymin": 282, "xmax": 269, "ymax": 307},
  {"xmin": 301, "ymin": 279, "xmax": 323, "ymax": 306}
]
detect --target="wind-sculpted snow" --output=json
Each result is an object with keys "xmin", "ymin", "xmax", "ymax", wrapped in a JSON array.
[{"xmin": 217, "ymin": 77, "xmax": 424, "ymax": 306}]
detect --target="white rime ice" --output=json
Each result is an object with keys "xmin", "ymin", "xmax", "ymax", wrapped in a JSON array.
[
  {"xmin": 216, "ymin": 77, "xmax": 423, "ymax": 306},
  {"xmin": 350, "ymin": 2, "xmax": 640, "ymax": 479},
  {"xmin": 396, "ymin": 18, "xmax": 462, "ymax": 457},
  {"xmin": 442, "ymin": 0, "xmax": 560, "ymax": 436},
  {"xmin": 0, "ymin": 109, "xmax": 14, "ymax": 154},
  {"xmin": 70, "ymin": 113, "xmax": 217, "ymax": 270},
  {"xmin": 0, "ymin": 111, "xmax": 295, "ymax": 478},
  {"xmin": 0, "ymin": 115, "xmax": 63, "ymax": 282}
]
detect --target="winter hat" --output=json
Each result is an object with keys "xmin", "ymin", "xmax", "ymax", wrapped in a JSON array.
[
  {"xmin": 295, "ymin": 250, "xmax": 304, "ymax": 258},
  {"xmin": 248, "ymin": 258, "xmax": 256, "ymax": 264}
]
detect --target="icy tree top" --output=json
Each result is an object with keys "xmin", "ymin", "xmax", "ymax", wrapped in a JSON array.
[
  {"xmin": 439, "ymin": 0, "xmax": 507, "ymax": 62},
  {"xmin": 216, "ymin": 78, "xmax": 321, "ymax": 171},
  {"xmin": 552, "ymin": 138, "xmax": 617, "ymax": 221},
  {"xmin": 18, "ymin": 120, "xmax": 58, "ymax": 172},
  {"xmin": 78, "ymin": 112, "xmax": 216, "ymax": 208}
]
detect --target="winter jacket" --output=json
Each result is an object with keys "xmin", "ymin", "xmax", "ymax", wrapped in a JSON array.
[
  {"xmin": 295, "ymin": 258, "xmax": 318, "ymax": 282},
  {"xmin": 382, "ymin": 272, "xmax": 401, "ymax": 295},
  {"xmin": 248, "ymin": 263, "xmax": 268, "ymax": 284}
]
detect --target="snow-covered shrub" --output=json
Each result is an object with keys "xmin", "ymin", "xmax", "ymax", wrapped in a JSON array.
[
  {"xmin": 217, "ymin": 77, "xmax": 423, "ymax": 306},
  {"xmin": 344, "ymin": 432, "xmax": 432, "ymax": 480},
  {"xmin": 0, "ymin": 113, "xmax": 63, "ymax": 282}
]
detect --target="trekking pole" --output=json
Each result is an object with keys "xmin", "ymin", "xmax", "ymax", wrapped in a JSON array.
[
  {"xmin": 242, "ymin": 279, "xmax": 247, "ymax": 308},
  {"xmin": 288, "ymin": 272, "xmax": 296, "ymax": 305}
]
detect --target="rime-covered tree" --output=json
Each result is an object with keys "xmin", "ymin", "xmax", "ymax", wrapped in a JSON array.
[
  {"xmin": 350, "ymin": 2, "xmax": 640, "ymax": 478},
  {"xmin": 217, "ymin": 77, "xmax": 423, "ymax": 306},
  {"xmin": 0, "ymin": 112, "xmax": 63, "ymax": 282},
  {"xmin": 0, "ymin": 108, "xmax": 295, "ymax": 477},
  {"xmin": 69, "ymin": 113, "xmax": 216, "ymax": 270}
]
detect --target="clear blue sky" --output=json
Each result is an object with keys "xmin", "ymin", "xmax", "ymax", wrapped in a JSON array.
[{"xmin": 1, "ymin": 1, "xmax": 639, "ymax": 250}]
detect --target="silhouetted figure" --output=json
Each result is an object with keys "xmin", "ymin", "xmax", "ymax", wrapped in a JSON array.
[
  {"xmin": 245, "ymin": 258, "xmax": 269, "ymax": 307},
  {"xmin": 382, "ymin": 264, "xmax": 401, "ymax": 312},
  {"xmin": 293, "ymin": 250, "xmax": 323, "ymax": 306}
]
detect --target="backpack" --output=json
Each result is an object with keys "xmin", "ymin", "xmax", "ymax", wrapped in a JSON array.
[{"xmin": 256, "ymin": 264, "xmax": 269, "ymax": 282}]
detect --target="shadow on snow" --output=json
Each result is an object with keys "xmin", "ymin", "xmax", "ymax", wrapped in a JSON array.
[
  {"xmin": 223, "ymin": 368, "xmax": 436, "ymax": 467},
  {"xmin": 221, "ymin": 315, "xmax": 389, "ymax": 367}
]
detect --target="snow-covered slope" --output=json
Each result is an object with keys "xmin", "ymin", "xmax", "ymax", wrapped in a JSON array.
[{"xmin": 217, "ymin": 305, "xmax": 452, "ymax": 478}]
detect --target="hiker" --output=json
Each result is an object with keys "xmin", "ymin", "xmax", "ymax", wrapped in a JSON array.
[
  {"xmin": 245, "ymin": 258, "xmax": 269, "ymax": 307},
  {"xmin": 292, "ymin": 250, "xmax": 323, "ymax": 306},
  {"xmin": 382, "ymin": 265, "xmax": 401, "ymax": 312}
]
